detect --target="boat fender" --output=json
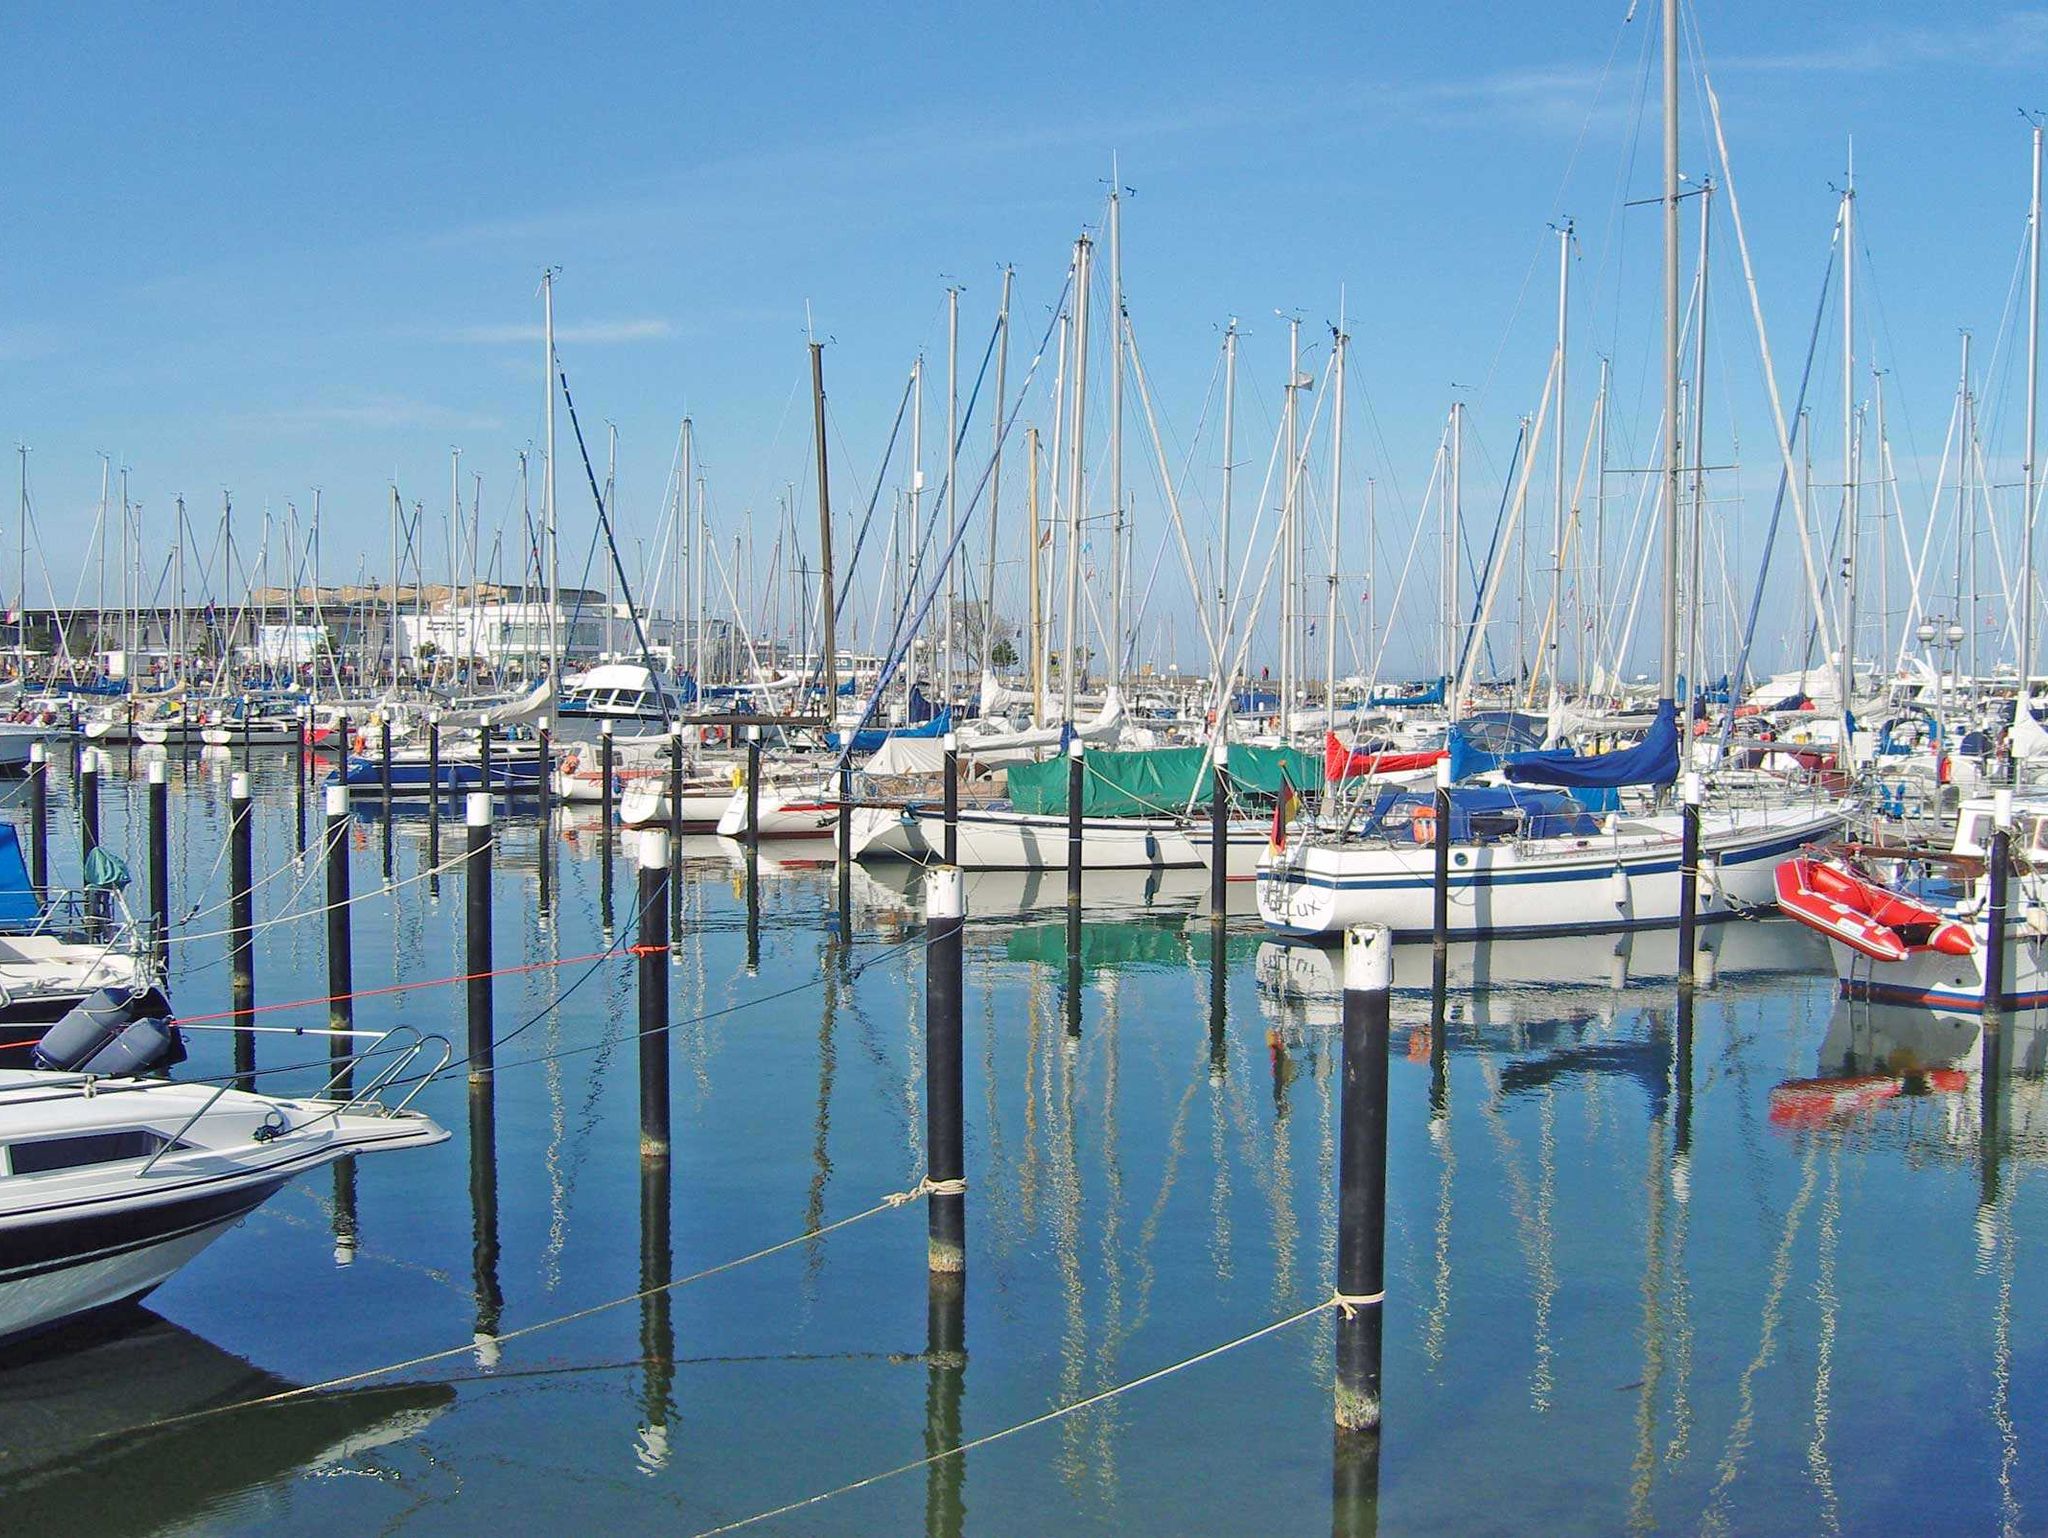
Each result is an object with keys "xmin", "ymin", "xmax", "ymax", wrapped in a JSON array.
[
  {"xmin": 2025, "ymin": 906, "xmax": 2048, "ymax": 939},
  {"xmin": 80, "ymin": 1015, "xmax": 186, "ymax": 1077},
  {"xmin": 32, "ymin": 986, "xmax": 143, "ymax": 1070},
  {"xmin": 1608, "ymin": 868, "xmax": 1631, "ymax": 911}
]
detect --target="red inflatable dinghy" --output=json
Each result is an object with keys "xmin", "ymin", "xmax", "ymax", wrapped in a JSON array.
[{"xmin": 1774, "ymin": 856, "xmax": 1977, "ymax": 963}]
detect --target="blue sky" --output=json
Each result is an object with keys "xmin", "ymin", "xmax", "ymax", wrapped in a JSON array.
[{"xmin": 8, "ymin": 2, "xmax": 2048, "ymax": 677}]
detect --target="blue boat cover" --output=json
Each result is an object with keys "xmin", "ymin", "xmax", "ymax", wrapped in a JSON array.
[
  {"xmin": 1358, "ymin": 785, "xmax": 1602, "ymax": 843},
  {"xmin": 1368, "ymin": 677, "xmax": 1446, "ymax": 708},
  {"xmin": 1444, "ymin": 711, "xmax": 1549, "ymax": 782},
  {"xmin": 0, "ymin": 824, "xmax": 41, "ymax": 925},
  {"xmin": 827, "ymin": 706, "xmax": 953, "ymax": 756},
  {"xmin": 1503, "ymin": 698, "xmax": 1680, "ymax": 791}
]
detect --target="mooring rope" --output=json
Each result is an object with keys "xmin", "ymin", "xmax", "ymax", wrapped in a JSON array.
[{"xmin": 687, "ymin": 1299, "xmax": 1337, "ymax": 1537}]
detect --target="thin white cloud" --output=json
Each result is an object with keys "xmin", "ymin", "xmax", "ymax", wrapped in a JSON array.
[
  {"xmin": 234, "ymin": 396, "xmax": 503, "ymax": 433},
  {"xmin": 1720, "ymin": 10, "xmax": 2048, "ymax": 74},
  {"xmin": 443, "ymin": 317, "xmax": 673, "ymax": 345}
]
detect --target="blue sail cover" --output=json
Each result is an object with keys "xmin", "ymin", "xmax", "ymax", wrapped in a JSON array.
[
  {"xmin": 827, "ymin": 706, "xmax": 953, "ymax": 756},
  {"xmin": 1503, "ymin": 698, "xmax": 1680, "ymax": 791},
  {"xmin": 1368, "ymin": 677, "xmax": 1446, "ymax": 708},
  {"xmin": 0, "ymin": 824, "xmax": 42, "ymax": 926}
]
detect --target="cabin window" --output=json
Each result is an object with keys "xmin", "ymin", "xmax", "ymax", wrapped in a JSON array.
[
  {"xmin": 5, "ymin": 1127, "xmax": 176, "ymax": 1175},
  {"xmin": 1956, "ymin": 812, "xmax": 1986, "ymax": 854}
]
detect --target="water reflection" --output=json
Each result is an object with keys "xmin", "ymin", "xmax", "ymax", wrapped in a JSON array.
[{"xmin": 0, "ymin": 1312, "xmax": 453, "ymax": 1535}]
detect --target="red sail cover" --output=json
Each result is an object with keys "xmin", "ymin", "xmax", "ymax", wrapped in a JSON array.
[{"xmin": 1325, "ymin": 733, "xmax": 1447, "ymax": 783}]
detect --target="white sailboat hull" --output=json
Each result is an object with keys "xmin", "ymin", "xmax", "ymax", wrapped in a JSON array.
[
  {"xmin": 850, "ymin": 805, "xmax": 1203, "ymax": 870},
  {"xmin": 1258, "ymin": 802, "xmax": 1843, "ymax": 940}
]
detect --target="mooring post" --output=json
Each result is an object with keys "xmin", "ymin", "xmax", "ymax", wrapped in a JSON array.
[
  {"xmin": 745, "ymin": 725, "xmax": 762, "ymax": 848},
  {"xmin": 942, "ymin": 731, "xmax": 960, "ymax": 865},
  {"xmin": 469, "ymin": 1073, "xmax": 503, "ymax": 1365},
  {"xmin": 637, "ymin": 826, "xmax": 673, "ymax": 1159},
  {"xmin": 465, "ymin": 791, "xmax": 494, "ymax": 1081},
  {"xmin": 427, "ymin": 711, "xmax": 442, "ymax": 882},
  {"xmin": 379, "ymin": 716, "xmax": 394, "ymax": 824},
  {"xmin": 147, "ymin": 759, "xmax": 169, "ymax": 958},
  {"xmin": 536, "ymin": 716, "xmax": 553, "ymax": 822},
  {"xmin": 1208, "ymin": 926, "xmax": 1229, "ymax": 1077},
  {"xmin": 667, "ymin": 730, "xmax": 685, "ymax": 945},
  {"xmin": 1335, "ymin": 922, "xmax": 1393, "ymax": 1435},
  {"xmin": 28, "ymin": 740, "xmax": 48, "ymax": 904},
  {"xmin": 1066, "ymin": 740, "xmax": 1085, "ymax": 910},
  {"xmin": 1678, "ymin": 770, "xmax": 1702, "ymax": 986},
  {"xmin": 1209, "ymin": 740, "xmax": 1230, "ymax": 924},
  {"xmin": 325, "ymin": 784, "xmax": 354, "ymax": 1040},
  {"xmin": 600, "ymin": 716, "xmax": 617, "ymax": 828},
  {"xmin": 293, "ymin": 704, "xmax": 307, "ymax": 853},
  {"xmin": 79, "ymin": 746, "xmax": 102, "ymax": 934},
  {"xmin": 836, "ymin": 756, "xmax": 853, "ymax": 932},
  {"xmin": 1430, "ymin": 755, "xmax": 1452, "ymax": 971},
  {"xmin": 229, "ymin": 771, "xmax": 256, "ymax": 1088},
  {"xmin": 1986, "ymin": 788, "xmax": 2014, "ymax": 1022},
  {"xmin": 639, "ymin": 1137, "xmax": 676, "ymax": 1461},
  {"xmin": 925, "ymin": 865, "xmax": 967, "ymax": 1274}
]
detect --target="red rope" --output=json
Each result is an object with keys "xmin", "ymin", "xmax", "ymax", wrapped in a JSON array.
[{"xmin": 170, "ymin": 950, "xmax": 627, "ymax": 1028}]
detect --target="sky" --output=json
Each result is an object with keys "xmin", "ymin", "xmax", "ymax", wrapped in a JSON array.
[{"xmin": 7, "ymin": 2, "xmax": 2048, "ymax": 681}]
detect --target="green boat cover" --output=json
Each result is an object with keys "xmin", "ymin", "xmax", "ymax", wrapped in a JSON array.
[{"xmin": 1004, "ymin": 744, "xmax": 1319, "ymax": 818}]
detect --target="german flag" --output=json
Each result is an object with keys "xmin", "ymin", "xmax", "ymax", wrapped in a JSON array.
[{"xmin": 1269, "ymin": 768, "xmax": 1302, "ymax": 854}]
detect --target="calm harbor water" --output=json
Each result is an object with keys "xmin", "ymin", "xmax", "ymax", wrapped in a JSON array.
[{"xmin": 3, "ymin": 746, "xmax": 2045, "ymax": 1536}]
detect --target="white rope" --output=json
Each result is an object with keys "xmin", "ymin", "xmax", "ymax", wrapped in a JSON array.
[
  {"xmin": 689, "ymin": 1299, "xmax": 1335, "ymax": 1537},
  {"xmin": 166, "ymin": 833, "xmax": 481, "ymax": 948}
]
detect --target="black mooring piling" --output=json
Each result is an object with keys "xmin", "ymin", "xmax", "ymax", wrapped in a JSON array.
[
  {"xmin": 293, "ymin": 706, "xmax": 307, "ymax": 853},
  {"xmin": 667, "ymin": 731, "xmax": 685, "ymax": 946},
  {"xmin": 146, "ymin": 759, "xmax": 168, "ymax": 957},
  {"xmin": 1986, "ymin": 794, "xmax": 2014, "ymax": 1021},
  {"xmin": 638, "ymin": 827, "xmax": 672, "ymax": 1159},
  {"xmin": 836, "ymin": 757, "xmax": 853, "ymax": 933},
  {"xmin": 537, "ymin": 717, "xmax": 553, "ymax": 822},
  {"xmin": 600, "ymin": 721, "xmax": 617, "ymax": 929},
  {"xmin": 27, "ymin": 740, "xmax": 47, "ymax": 903},
  {"xmin": 746, "ymin": 726, "xmax": 762, "ymax": 848},
  {"xmin": 379, "ymin": 717, "xmax": 394, "ymax": 825},
  {"xmin": 1066, "ymin": 742, "xmax": 1085, "ymax": 912},
  {"xmin": 1430, "ymin": 758, "xmax": 1451, "ymax": 965},
  {"xmin": 942, "ymin": 732, "xmax": 960, "ymax": 866},
  {"xmin": 79, "ymin": 744, "xmax": 101, "ymax": 879},
  {"xmin": 427, "ymin": 713, "xmax": 442, "ymax": 883},
  {"xmin": 229, "ymin": 771, "xmax": 256, "ymax": 1089},
  {"xmin": 926, "ymin": 865, "xmax": 966, "ymax": 1273},
  {"xmin": 537, "ymin": 718, "xmax": 554, "ymax": 919},
  {"xmin": 1336, "ymin": 922, "xmax": 1393, "ymax": 1435},
  {"xmin": 477, "ymin": 721, "xmax": 495, "ymax": 793},
  {"xmin": 1209, "ymin": 741, "xmax": 1230, "ymax": 924},
  {"xmin": 465, "ymin": 791, "xmax": 494, "ymax": 1081},
  {"xmin": 325, "ymin": 784, "xmax": 354, "ymax": 1040},
  {"xmin": 1678, "ymin": 771, "xmax": 1702, "ymax": 986}
]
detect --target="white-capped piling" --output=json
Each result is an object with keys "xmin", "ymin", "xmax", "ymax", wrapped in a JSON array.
[
  {"xmin": 146, "ymin": 760, "xmax": 168, "ymax": 956},
  {"xmin": 925, "ymin": 866, "xmax": 966, "ymax": 1274},
  {"xmin": 638, "ymin": 827, "xmax": 672, "ymax": 1159},
  {"xmin": 465, "ymin": 792, "xmax": 494, "ymax": 1081},
  {"xmin": 1335, "ymin": 923, "xmax": 1393, "ymax": 1433},
  {"xmin": 229, "ymin": 771, "xmax": 256, "ymax": 1086}
]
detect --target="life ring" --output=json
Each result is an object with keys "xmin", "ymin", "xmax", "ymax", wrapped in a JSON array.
[
  {"xmin": 1411, "ymin": 806, "xmax": 1438, "ymax": 846},
  {"xmin": 704, "ymin": 724, "xmax": 730, "ymax": 748},
  {"xmin": 561, "ymin": 753, "xmax": 580, "ymax": 777}
]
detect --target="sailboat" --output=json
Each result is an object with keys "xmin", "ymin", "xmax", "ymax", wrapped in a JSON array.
[{"xmin": 1259, "ymin": 0, "xmax": 1844, "ymax": 943}]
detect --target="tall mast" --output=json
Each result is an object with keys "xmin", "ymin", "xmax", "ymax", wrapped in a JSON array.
[
  {"xmin": 1108, "ymin": 177, "xmax": 1126, "ymax": 694},
  {"xmin": 982, "ymin": 266, "xmax": 1013, "ymax": 680},
  {"xmin": 449, "ymin": 446, "xmax": 462, "ymax": 687},
  {"xmin": 1551, "ymin": 221, "xmax": 1571, "ymax": 703},
  {"xmin": 1063, "ymin": 234, "xmax": 1093, "ymax": 728},
  {"xmin": 175, "ymin": 493, "xmax": 187, "ymax": 687},
  {"xmin": 1028, "ymin": 426, "xmax": 1044, "ymax": 726},
  {"xmin": 1839, "ymin": 146, "xmax": 1858, "ymax": 726},
  {"xmin": 542, "ymin": 267, "xmax": 560, "ymax": 682},
  {"xmin": 943, "ymin": 285, "xmax": 960, "ymax": 704},
  {"xmin": 2023, "ymin": 122, "xmax": 2044, "ymax": 696},
  {"xmin": 1046, "ymin": 311, "xmax": 1068, "ymax": 722},
  {"xmin": 1282, "ymin": 314, "xmax": 1301, "ymax": 734},
  {"xmin": 1687, "ymin": 183, "xmax": 1712, "ymax": 730},
  {"xmin": 1659, "ymin": 0, "xmax": 1681, "ymax": 707},
  {"xmin": 678, "ymin": 418, "xmax": 693, "ymax": 685},
  {"xmin": 387, "ymin": 486, "xmax": 400, "ymax": 689},
  {"xmin": 907, "ymin": 353, "xmax": 923, "ymax": 702},
  {"xmin": 1448, "ymin": 400, "xmax": 1464, "ymax": 716},
  {"xmin": 1956, "ymin": 333, "xmax": 1974, "ymax": 685},
  {"xmin": 1325, "ymin": 319, "xmax": 1347, "ymax": 739},
  {"xmin": 810, "ymin": 340, "xmax": 837, "ymax": 715},
  {"xmin": 1593, "ymin": 358, "xmax": 1610, "ymax": 696},
  {"xmin": 1219, "ymin": 320, "xmax": 1238, "ymax": 678}
]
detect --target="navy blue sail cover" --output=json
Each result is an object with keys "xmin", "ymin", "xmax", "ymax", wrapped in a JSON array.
[{"xmin": 1502, "ymin": 698, "xmax": 1681, "ymax": 791}]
